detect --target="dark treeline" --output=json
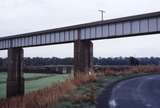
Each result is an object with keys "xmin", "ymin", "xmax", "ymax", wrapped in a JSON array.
[{"xmin": 0, "ymin": 57, "xmax": 160, "ymax": 67}]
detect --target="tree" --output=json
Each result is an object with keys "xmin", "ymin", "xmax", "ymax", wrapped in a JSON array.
[{"xmin": 129, "ymin": 57, "xmax": 139, "ymax": 66}]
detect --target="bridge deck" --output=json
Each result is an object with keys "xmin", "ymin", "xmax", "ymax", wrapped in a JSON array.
[{"xmin": 0, "ymin": 11, "xmax": 160, "ymax": 50}]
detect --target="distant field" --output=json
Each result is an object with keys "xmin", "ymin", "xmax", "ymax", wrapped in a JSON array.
[{"xmin": 0, "ymin": 72, "xmax": 69, "ymax": 99}]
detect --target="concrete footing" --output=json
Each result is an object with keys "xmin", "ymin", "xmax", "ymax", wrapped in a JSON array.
[
  {"xmin": 74, "ymin": 40, "xmax": 93, "ymax": 76},
  {"xmin": 7, "ymin": 48, "xmax": 24, "ymax": 97}
]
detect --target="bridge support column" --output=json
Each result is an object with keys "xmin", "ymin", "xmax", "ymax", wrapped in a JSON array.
[
  {"xmin": 74, "ymin": 40, "xmax": 93, "ymax": 76},
  {"xmin": 7, "ymin": 48, "xmax": 24, "ymax": 97}
]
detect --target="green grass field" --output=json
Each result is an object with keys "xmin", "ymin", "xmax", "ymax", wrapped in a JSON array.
[{"xmin": 0, "ymin": 72, "xmax": 69, "ymax": 99}]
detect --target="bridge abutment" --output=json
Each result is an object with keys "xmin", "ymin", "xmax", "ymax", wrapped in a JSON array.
[
  {"xmin": 7, "ymin": 48, "xmax": 24, "ymax": 97},
  {"xmin": 74, "ymin": 40, "xmax": 93, "ymax": 76}
]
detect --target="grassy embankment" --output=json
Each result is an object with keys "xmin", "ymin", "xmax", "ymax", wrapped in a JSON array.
[
  {"xmin": 53, "ymin": 74, "xmax": 145, "ymax": 107},
  {"xmin": 0, "ymin": 66, "xmax": 160, "ymax": 108},
  {"xmin": 53, "ymin": 66, "xmax": 160, "ymax": 108}
]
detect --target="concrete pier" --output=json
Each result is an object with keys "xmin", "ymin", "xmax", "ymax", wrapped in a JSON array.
[
  {"xmin": 7, "ymin": 48, "xmax": 24, "ymax": 97},
  {"xmin": 74, "ymin": 40, "xmax": 93, "ymax": 76}
]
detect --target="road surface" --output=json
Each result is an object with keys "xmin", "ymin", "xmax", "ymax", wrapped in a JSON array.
[{"xmin": 108, "ymin": 75, "xmax": 160, "ymax": 108}]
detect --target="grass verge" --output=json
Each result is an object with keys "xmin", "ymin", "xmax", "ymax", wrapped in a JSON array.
[{"xmin": 1, "ymin": 66, "xmax": 160, "ymax": 108}]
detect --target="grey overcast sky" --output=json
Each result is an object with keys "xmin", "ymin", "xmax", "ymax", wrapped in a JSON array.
[{"xmin": 0, "ymin": 0, "xmax": 160, "ymax": 58}]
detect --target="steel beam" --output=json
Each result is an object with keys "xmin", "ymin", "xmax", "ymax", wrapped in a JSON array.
[{"xmin": 0, "ymin": 11, "xmax": 160, "ymax": 50}]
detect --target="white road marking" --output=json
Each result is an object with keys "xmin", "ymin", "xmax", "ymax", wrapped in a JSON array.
[
  {"xmin": 147, "ymin": 77, "xmax": 154, "ymax": 80},
  {"xmin": 109, "ymin": 99, "xmax": 117, "ymax": 108},
  {"xmin": 116, "ymin": 85, "xmax": 121, "ymax": 88},
  {"xmin": 146, "ymin": 104, "xmax": 152, "ymax": 107}
]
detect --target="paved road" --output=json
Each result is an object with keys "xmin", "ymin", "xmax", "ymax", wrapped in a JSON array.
[{"xmin": 109, "ymin": 75, "xmax": 160, "ymax": 108}]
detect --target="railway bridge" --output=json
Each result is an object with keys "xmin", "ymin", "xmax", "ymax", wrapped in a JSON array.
[{"xmin": 0, "ymin": 11, "xmax": 160, "ymax": 97}]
